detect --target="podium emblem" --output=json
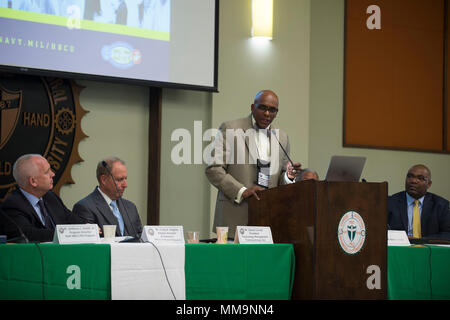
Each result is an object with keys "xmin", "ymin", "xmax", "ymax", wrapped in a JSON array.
[{"xmin": 337, "ymin": 211, "xmax": 366, "ymax": 255}]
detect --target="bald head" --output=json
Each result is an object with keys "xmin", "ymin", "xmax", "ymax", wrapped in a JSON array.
[
  {"xmin": 254, "ymin": 90, "xmax": 279, "ymax": 105},
  {"xmin": 13, "ymin": 154, "xmax": 44, "ymax": 187},
  {"xmin": 13, "ymin": 154, "xmax": 55, "ymax": 197}
]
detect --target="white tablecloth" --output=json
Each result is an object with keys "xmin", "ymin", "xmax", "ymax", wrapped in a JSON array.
[{"xmin": 110, "ymin": 243, "xmax": 185, "ymax": 300}]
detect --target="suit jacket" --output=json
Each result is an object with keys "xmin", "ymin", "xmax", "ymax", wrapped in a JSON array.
[
  {"xmin": 388, "ymin": 191, "xmax": 450, "ymax": 239},
  {"xmin": 72, "ymin": 187, "xmax": 143, "ymax": 238},
  {"xmin": 205, "ymin": 115, "xmax": 290, "ymax": 238},
  {"xmin": 0, "ymin": 189, "xmax": 82, "ymax": 242}
]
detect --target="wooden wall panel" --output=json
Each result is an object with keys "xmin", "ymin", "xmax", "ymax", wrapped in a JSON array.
[
  {"xmin": 447, "ymin": 0, "xmax": 450, "ymax": 151},
  {"xmin": 345, "ymin": 0, "xmax": 444, "ymax": 151}
]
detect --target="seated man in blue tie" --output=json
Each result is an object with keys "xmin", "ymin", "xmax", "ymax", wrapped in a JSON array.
[
  {"xmin": 73, "ymin": 157, "xmax": 143, "ymax": 239},
  {"xmin": 0, "ymin": 154, "xmax": 83, "ymax": 242},
  {"xmin": 388, "ymin": 164, "xmax": 450, "ymax": 240}
]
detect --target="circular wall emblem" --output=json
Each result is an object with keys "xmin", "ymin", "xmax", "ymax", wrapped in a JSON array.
[
  {"xmin": 337, "ymin": 211, "xmax": 366, "ymax": 255},
  {"xmin": 0, "ymin": 73, "xmax": 88, "ymax": 202}
]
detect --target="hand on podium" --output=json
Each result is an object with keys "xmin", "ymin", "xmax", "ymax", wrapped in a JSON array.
[{"xmin": 243, "ymin": 186, "xmax": 266, "ymax": 201}]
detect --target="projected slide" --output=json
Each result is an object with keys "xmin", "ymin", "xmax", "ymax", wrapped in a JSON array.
[{"xmin": 0, "ymin": 0, "xmax": 171, "ymax": 82}]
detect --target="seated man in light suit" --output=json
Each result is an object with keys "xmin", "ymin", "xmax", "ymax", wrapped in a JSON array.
[
  {"xmin": 388, "ymin": 164, "xmax": 450, "ymax": 240},
  {"xmin": 73, "ymin": 157, "xmax": 143, "ymax": 238}
]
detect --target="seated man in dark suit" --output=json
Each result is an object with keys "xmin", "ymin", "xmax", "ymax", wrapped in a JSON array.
[
  {"xmin": 0, "ymin": 154, "xmax": 83, "ymax": 242},
  {"xmin": 72, "ymin": 157, "xmax": 143, "ymax": 238},
  {"xmin": 388, "ymin": 164, "xmax": 450, "ymax": 240}
]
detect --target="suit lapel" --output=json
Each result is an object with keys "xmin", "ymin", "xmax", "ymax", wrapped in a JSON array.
[
  {"xmin": 421, "ymin": 193, "xmax": 433, "ymax": 228},
  {"xmin": 243, "ymin": 115, "xmax": 254, "ymax": 164},
  {"xmin": 270, "ymin": 126, "xmax": 286, "ymax": 188},
  {"xmin": 16, "ymin": 189, "xmax": 46, "ymax": 227},
  {"xmin": 92, "ymin": 189, "xmax": 118, "ymax": 226},
  {"xmin": 399, "ymin": 192, "xmax": 409, "ymax": 232}
]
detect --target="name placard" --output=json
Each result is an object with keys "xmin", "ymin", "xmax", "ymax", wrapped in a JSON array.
[
  {"xmin": 141, "ymin": 226, "xmax": 185, "ymax": 244},
  {"xmin": 234, "ymin": 226, "xmax": 273, "ymax": 244},
  {"xmin": 53, "ymin": 224, "xmax": 100, "ymax": 244},
  {"xmin": 388, "ymin": 230, "xmax": 411, "ymax": 246}
]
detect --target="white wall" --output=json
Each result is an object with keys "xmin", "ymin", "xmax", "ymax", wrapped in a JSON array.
[
  {"xmin": 60, "ymin": 80, "xmax": 149, "ymax": 224},
  {"xmin": 159, "ymin": 88, "xmax": 212, "ymax": 238}
]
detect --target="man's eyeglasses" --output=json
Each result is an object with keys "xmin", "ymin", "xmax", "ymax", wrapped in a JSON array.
[
  {"xmin": 406, "ymin": 173, "xmax": 428, "ymax": 182},
  {"xmin": 256, "ymin": 104, "xmax": 278, "ymax": 114}
]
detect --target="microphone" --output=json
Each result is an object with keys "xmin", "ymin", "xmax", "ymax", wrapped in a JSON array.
[
  {"xmin": 269, "ymin": 129, "xmax": 302, "ymax": 178},
  {"xmin": 0, "ymin": 209, "xmax": 29, "ymax": 243},
  {"xmin": 101, "ymin": 161, "xmax": 140, "ymax": 240}
]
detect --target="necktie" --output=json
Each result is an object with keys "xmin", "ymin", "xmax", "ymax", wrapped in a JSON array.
[
  {"xmin": 110, "ymin": 200, "xmax": 124, "ymax": 236},
  {"xmin": 37, "ymin": 199, "xmax": 54, "ymax": 229},
  {"xmin": 412, "ymin": 200, "xmax": 421, "ymax": 238}
]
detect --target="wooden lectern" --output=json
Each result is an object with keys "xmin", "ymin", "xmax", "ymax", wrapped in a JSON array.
[{"xmin": 248, "ymin": 180, "xmax": 387, "ymax": 299}]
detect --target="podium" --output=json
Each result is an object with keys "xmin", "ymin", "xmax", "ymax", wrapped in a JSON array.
[{"xmin": 248, "ymin": 180, "xmax": 387, "ymax": 299}]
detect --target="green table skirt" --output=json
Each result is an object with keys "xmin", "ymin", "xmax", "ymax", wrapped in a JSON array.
[
  {"xmin": 0, "ymin": 243, "xmax": 295, "ymax": 300},
  {"xmin": 2, "ymin": 243, "xmax": 448, "ymax": 300},
  {"xmin": 185, "ymin": 243, "xmax": 295, "ymax": 300},
  {"xmin": 0, "ymin": 243, "xmax": 110, "ymax": 300},
  {"xmin": 388, "ymin": 245, "xmax": 450, "ymax": 300}
]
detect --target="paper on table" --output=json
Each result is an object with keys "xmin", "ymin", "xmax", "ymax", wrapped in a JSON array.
[{"xmin": 388, "ymin": 230, "xmax": 411, "ymax": 246}]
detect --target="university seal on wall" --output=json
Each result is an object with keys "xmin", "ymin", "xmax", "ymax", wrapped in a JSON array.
[
  {"xmin": 337, "ymin": 210, "xmax": 366, "ymax": 255},
  {"xmin": 0, "ymin": 73, "xmax": 88, "ymax": 202}
]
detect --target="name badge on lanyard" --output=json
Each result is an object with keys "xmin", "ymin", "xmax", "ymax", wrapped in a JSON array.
[{"xmin": 256, "ymin": 159, "xmax": 270, "ymax": 188}]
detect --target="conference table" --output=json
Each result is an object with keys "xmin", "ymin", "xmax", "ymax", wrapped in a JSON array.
[
  {"xmin": 1, "ymin": 243, "xmax": 449, "ymax": 300},
  {"xmin": 0, "ymin": 242, "xmax": 295, "ymax": 300}
]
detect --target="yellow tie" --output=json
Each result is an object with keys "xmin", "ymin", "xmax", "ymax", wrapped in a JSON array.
[{"xmin": 412, "ymin": 200, "xmax": 421, "ymax": 238}]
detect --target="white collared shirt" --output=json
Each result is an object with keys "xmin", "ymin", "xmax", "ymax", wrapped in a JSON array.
[
  {"xmin": 252, "ymin": 115, "xmax": 271, "ymax": 161},
  {"xmin": 97, "ymin": 186, "xmax": 115, "ymax": 213}
]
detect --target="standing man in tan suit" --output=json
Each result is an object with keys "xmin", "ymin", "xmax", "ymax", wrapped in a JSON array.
[{"xmin": 205, "ymin": 90, "xmax": 301, "ymax": 238}]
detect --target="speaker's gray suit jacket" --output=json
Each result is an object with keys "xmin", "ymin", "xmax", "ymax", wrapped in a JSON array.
[
  {"xmin": 73, "ymin": 187, "xmax": 143, "ymax": 238},
  {"xmin": 205, "ymin": 115, "xmax": 291, "ymax": 238}
]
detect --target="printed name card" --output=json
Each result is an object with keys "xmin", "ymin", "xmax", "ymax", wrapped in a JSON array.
[
  {"xmin": 234, "ymin": 226, "xmax": 273, "ymax": 244},
  {"xmin": 387, "ymin": 230, "xmax": 411, "ymax": 246},
  {"xmin": 53, "ymin": 224, "xmax": 100, "ymax": 244},
  {"xmin": 141, "ymin": 226, "xmax": 185, "ymax": 244}
]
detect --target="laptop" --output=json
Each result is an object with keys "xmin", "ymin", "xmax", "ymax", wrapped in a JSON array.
[{"xmin": 324, "ymin": 155, "xmax": 366, "ymax": 182}]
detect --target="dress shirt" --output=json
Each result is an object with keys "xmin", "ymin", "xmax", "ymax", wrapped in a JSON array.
[
  {"xmin": 19, "ymin": 188, "xmax": 46, "ymax": 226},
  {"xmin": 97, "ymin": 186, "xmax": 115, "ymax": 211},
  {"xmin": 97, "ymin": 187, "xmax": 125, "ymax": 235}
]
